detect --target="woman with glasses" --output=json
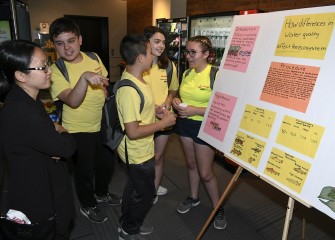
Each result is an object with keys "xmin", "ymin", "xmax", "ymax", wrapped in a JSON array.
[
  {"xmin": 143, "ymin": 26, "xmax": 179, "ymax": 204},
  {"xmin": 0, "ymin": 40, "xmax": 76, "ymax": 239},
  {"xmin": 172, "ymin": 36, "xmax": 226, "ymax": 230}
]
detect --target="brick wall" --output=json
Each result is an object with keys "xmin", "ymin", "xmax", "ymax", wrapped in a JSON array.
[
  {"xmin": 127, "ymin": 0, "xmax": 153, "ymax": 34},
  {"xmin": 187, "ymin": 0, "xmax": 335, "ymax": 15},
  {"xmin": 127, "ymin": 0, "xmax": 335, "ymax": 34}
]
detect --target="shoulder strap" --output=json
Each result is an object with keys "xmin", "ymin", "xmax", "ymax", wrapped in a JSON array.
[
  {"xmin": 184, "ymin": 67, "xmax": 218, "ymax": 89},
  {"xmin": 209, "ymin": 66, "xmax": 219, "ymax": 89},
  {"xmin": 55, "ymin": 52, "xmax": 99, "ymax": 82},
  {"xmin": 166, "ymin": 60, "xmax": 173, "ymax": 88},
  {"xmin": 113, "ymin": 79, "xmax": 145, "ymax": 113},
  {"xmin": 55, "ymin": 58, "xmax": 69, "ymax": 81},
  {"xmin": 184, "ymin": 68, "xmax": 192, "ymax": 79},
  {"xmin": 84, "ymin": 52, "xmax": 99, "ymax": 63}
]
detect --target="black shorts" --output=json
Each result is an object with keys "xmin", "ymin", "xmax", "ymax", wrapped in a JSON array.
[
  {"xmin": 154, "ymin": 127, "xmax": 174, "ymax": 138},
  {"xmin": 175, "ymin": 117, "xmax": 209, "ymax": 145}
]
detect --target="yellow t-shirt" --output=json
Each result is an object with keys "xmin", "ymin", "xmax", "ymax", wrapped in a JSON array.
[
  {"xmin": 49, "ymin": 52, "xmax": 108, "ymax": 133},
  {"xmin": 116, "ymin": 71, "xmax": 155, "ymax": 164},
  {"xmin": 180, "ymin": 64, "xmax": 215, "ymax": 121},
  {"xmin": 143, "ymin": 62, "xmax": 179, "ymax": 106}
]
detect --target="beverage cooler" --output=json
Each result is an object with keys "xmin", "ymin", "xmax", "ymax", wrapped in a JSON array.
[
  {"xmin": 156, "ymin": 17, "xmax": 188, "ymax": 81},
  {"xmin": 0, "ymin": 0, "xmax": 31, "ymax": 43},
  {"xmin": 188, "ymin": 11, "xmax": 240, "ymax": 67},
  {"xmin": 188, "ymin": 10, "xmax": 262, "ymax": 67}
]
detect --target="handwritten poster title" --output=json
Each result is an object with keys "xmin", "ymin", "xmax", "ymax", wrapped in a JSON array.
[{"xmin": 275, "ymin": 13, "xmax": 335, "ymax": 59}]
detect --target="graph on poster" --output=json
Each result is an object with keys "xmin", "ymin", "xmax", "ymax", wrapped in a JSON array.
[{"xmin": 198, "ymin": 6, "xmax": 335, "ymax": 220}]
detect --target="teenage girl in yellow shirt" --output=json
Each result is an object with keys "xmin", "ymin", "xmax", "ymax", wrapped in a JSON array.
[
  {"xmin": 172, "ymin": 36, "xmax": 226, "ymax": 230},
  {"xmin": 143, "ymin": 26, "xmax": 179, "ymax": 203}
]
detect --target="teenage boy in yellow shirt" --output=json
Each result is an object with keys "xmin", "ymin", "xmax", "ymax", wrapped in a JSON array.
[{"xmin": 117, "ymin": 34, "xmax": 176, "ymax": 240}]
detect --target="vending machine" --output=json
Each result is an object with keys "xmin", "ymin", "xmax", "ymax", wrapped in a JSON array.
[{"xmin": 156, "ymin": 17, "xmax": 188, "ymax": 81}]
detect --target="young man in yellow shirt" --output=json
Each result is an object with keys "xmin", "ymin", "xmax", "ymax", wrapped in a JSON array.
[{"xmin": 49, "ymin": 17, "xmax": 121, "ymax": 223}]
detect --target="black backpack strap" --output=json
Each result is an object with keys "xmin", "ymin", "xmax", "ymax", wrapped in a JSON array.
[
  {"xmin": 184, "ymin": 68, "xmax": 192, "ymax": 79},
  {"xmin": 166, "ymin": 60, "xmax": 173, "ymax": 88},
  {"xmin": 55, "ymin": 58, "xmax": 69, "ymax": 81},
  {"xmin": 84, "ymin": 52, "xmax": 99, "ymax": 63},
  {"xmin": 113, "ymin": 79, "xmax": 145, "ymax": 113},
  {"xmin": 209, "ymin": 66, "xmax": 219, "ymax": 89},
  {"xmin": 184, "ymin": 67, "xmax": 218, "ymax": 89}
]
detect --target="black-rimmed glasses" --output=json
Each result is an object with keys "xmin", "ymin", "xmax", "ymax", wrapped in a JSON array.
[
  {"xmin": 23, "ymin": 63, "xmax": 50, "ymax": 73},
  {"xmin": 184, "ymin": 50, "xmax": 205, "ymax": 57}
]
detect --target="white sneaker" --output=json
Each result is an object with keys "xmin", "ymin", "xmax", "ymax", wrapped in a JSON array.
[
  {"xmin": 157, "ymin": 186, "xmax": 168, "ymax": 196},
  {"xmin": 152, "ymin": 195, "xmax": 158, "ymax": 205}
]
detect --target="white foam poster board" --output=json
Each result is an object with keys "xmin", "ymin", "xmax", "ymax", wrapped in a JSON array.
[{"xmin": 198, "ymin": 5, "xmax": 335, "ymax": 220}]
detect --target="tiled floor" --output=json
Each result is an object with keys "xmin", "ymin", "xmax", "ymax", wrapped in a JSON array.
[{"xmin": 69, "ymin": 133, "xmax": 335, "ymax": 240}]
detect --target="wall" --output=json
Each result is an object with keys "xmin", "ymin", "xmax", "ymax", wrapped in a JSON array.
[
  {"xmin": 28, "ymin": 0, "xmax": 127, "ymax": 81},
  {"xmin": 127, "ymin": 0, "xmax": 335, "ymax": 34},
  {"xmin": 127, "ymin": 0, "xmax": 152, "ymax": 34},
  {"xmin": 186, "ymin": 0, "xmax": 335, "ymax": 15},
  {"xmin": 171, "ymin": 0, "xmax": 187, "ymax": 18},
  {"xmin": 153, "ymin": 0, "xmax": 170, "ymax": 25}
]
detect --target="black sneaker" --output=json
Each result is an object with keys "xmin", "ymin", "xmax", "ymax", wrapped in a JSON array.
[
  {"xmin": 176, "ymin": 196, "xmax": 200, "ymax": 214},
  {"xmin": 80, "ymin": 205, "xmax": 108, "ymax": 223},
  {"xmin": 95, "ymin": 193, "xmax": 122, "ymax": 206},
  {"xmin": 213, "ymin": 206, "xmax": 227, "ymax": 230}
]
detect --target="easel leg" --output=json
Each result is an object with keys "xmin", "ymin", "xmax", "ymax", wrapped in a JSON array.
[
  {"xmin": 301, "ymin": 217, "xmax": 306, "ymax": 240},
  {"xmin": 196, "ymin": 166, "xmax": 243, "ymax": 240},
  {"xmin": 282, "ymin": 197, "xmax": 295, "ymax": 240}
]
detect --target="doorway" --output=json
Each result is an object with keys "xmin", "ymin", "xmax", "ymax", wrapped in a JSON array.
[{"xmin": 64, "ymin": 15, "xmax": 109, "ymax": 76}]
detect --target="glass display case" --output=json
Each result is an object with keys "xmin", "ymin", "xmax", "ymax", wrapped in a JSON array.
[{"xmin": 156, "ymin": 17, "xmax": 188, "ymax": 81}]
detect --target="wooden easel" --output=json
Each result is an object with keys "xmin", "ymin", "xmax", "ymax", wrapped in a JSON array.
[
  {"xmin": 196, "ymin": 166, "xmax": 307, "ymax": 240},
  {"xmin": 196, "ymin": 166, "xmax": 243, "ymax": 240}
]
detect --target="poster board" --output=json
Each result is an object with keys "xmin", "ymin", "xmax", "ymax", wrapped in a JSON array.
[{"xmin": 199, "ymin": 5, "xmax": 335, "ymax": 220}]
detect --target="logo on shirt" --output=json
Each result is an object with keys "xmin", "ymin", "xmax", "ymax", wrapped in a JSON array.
[
  {"xmin": 161, "ymin": 74, "xmax": 167, "ymax": 83},
  {"xmin": 197, "ymin": 85, "xmax": 210, "ymax": 90},
  {"xmin": 95, "ymin": 67, "xmax": 102, "ymax": 75}
]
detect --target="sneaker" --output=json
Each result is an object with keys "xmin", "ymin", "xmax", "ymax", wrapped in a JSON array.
[
  {"xmin": 156, "ymin": 186, "xmax": 168, "ymax": 196},
  {"xmin": 95, "ymin": 193, "xmax": 122, "ymax": 206},
  {"xmin": 214, "ymin": 206, "xmax": 227, "ymax": 230},
  {"xmin": 119, "ymin": 228, "xmax": 147, "ymax": 240},
  {"xmin": 118, "ymin": 223, "xmax": 153, "ymax": 235},
  {"xmin": 80, "ymin": 206, "xmax": 108, "ymax": 223},
  {"xmin": 176, "ymin": 196, "xmax": 200, "ymax": 214},
  {"xmin": 152, "ymin": 195, "xmax": 158, "ymax": 205}
]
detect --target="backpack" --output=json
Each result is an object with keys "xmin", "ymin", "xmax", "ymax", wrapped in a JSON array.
[
  {"xmin": 166, "ymin": 60, "xmax": 173, "ymax": 88},
  {"xmin": 54, "ymin": 52, "xmax": 99, "ymax": 124},
  {"xmin": 104, "ymin": 79, "xmax": 144, "ymax": 151},
  {"xmin": 184, "ymin": 66, "xmax": 218, "ymax": 89}
]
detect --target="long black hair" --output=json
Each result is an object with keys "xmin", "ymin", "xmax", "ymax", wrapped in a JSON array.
[
  {"xmin": 143, "ymin": 26, "xmax": 170, "ymax": 69},
  {"xmin": 0, "ymin": 40, "xmax": 38, "ymax": 101}
]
